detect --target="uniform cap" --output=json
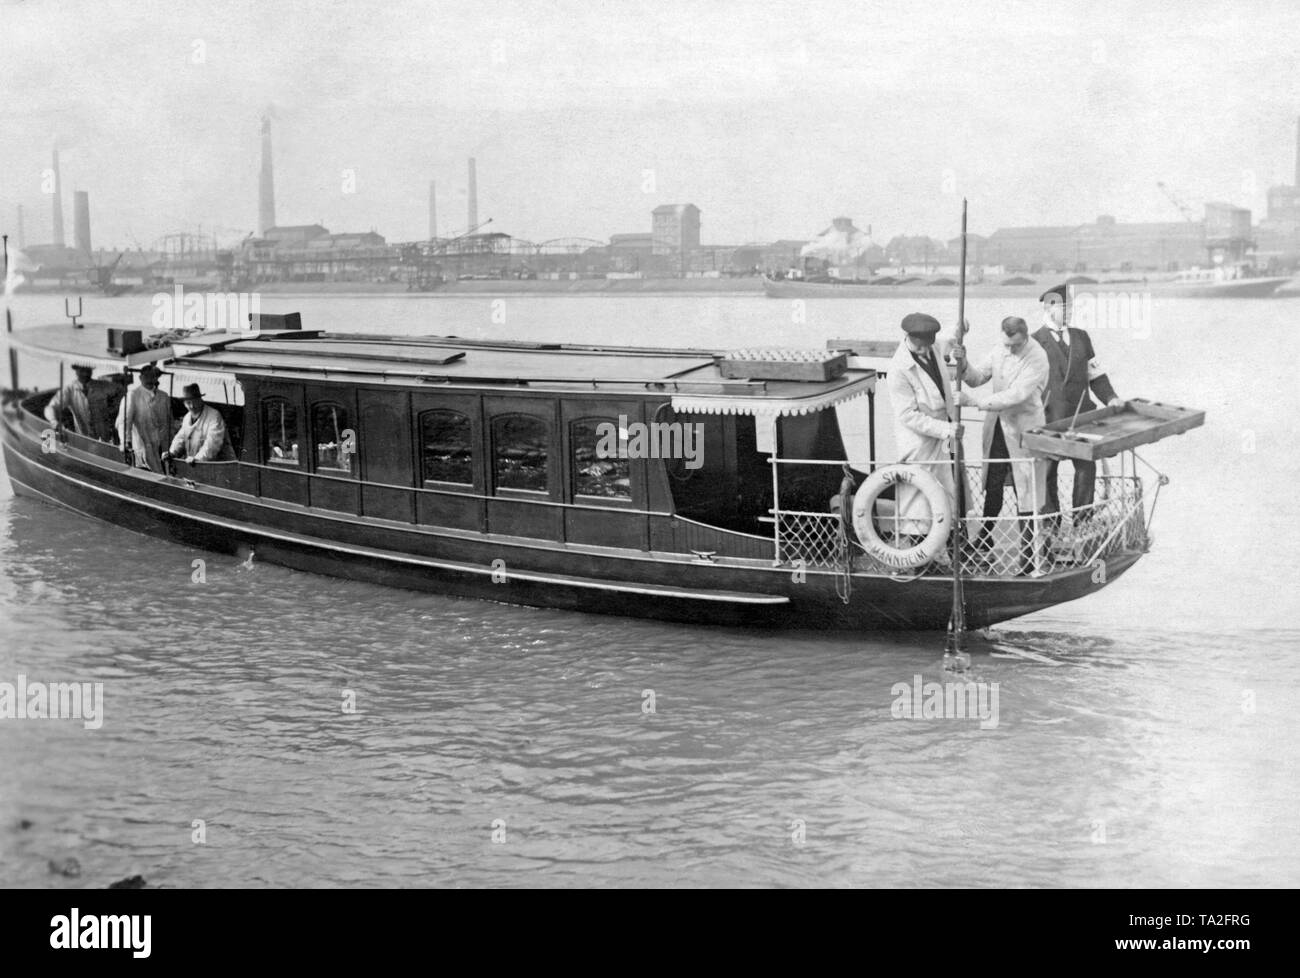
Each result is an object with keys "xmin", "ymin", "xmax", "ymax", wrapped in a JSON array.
[{"xmin": 900, "ymin": 312, "xmax": 941, "ymax": 335}]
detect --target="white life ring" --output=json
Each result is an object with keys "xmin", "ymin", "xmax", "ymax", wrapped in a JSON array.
[{"xmin": 851, "ymin": 465, "xmax": 951, "ymax": 570}]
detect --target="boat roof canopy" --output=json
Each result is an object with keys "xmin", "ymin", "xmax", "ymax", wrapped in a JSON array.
[
  {"xmin": 167, "ymin": 330, "xmax": 878, "ymax": 407},
  {"xmin": 7, "ymin": 322, "xmax": 877, "ymax": 411}
]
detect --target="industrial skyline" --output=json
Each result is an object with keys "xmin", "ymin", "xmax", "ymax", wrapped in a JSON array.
[
  {"xmin": 15, "ymin": 111, "xmax": 1300, "ymax": 267},
  {"xmin": 3, "ymin": 0, "xmax": 1300, "ymax": 251}
]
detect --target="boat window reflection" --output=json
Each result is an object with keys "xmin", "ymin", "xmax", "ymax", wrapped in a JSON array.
[
  {"xmin": 493, "ymin": 414, "xmax": 549, "ymax": 493},
  {"xmin": 421, "ymin": 410, "xmax": 473, "ymax": 485},
  {"xmin": 313, "ymin": 403, "xmax": 353, "ymax": 473},
  {"xmin": 572, "ymin": 419, "xmax": 631, "ymax": 500},
  {"xmin": 264, "ymin": 398, "xmax": 300, "ymax": 465}
]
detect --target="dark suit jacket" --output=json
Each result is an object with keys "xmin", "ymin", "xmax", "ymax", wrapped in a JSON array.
[{"xmin": 1032, "ymin": 325, "xmax": 1118, "ymax": 424}]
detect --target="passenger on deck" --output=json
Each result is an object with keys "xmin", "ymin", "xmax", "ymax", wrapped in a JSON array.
[
  {"xmin": 116, "ymin": 364, "xmax": 175, "ymax": 472},
  {"xmin": 885, "ymin": 312, "xmax": 963, "ymax": 547},
  {"xmin": 43, "ymin": 364, "xmax": 116, "ymax": 442},
  {"xmin": 1033, "ymin": 284, "xmax": 1124, "ymax": 524},
  {"xmin": 162, "ymin": 384, "xmax": 235, "ymax": 464},
  {"xmin": 954, "ymin": 316, "xmax": 1049, "ymax": 575}
]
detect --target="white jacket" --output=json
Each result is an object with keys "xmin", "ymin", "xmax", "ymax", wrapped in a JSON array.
[
  {"xmin": 962, "ymin": 340, "xmax": 1050, "ymax": 509},
  {"xmin": 885, "ymin": 340, "xmax": 958, "ymax": 532},
  {"xmin": 117, "ymin": 384, "xmax": 175, "ymax": 471},
  {"xmin": 169, "ymin": 405, "xmax": 235, "ymax": 462}
]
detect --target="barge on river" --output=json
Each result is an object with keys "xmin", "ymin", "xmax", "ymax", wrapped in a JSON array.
[{"xmin": 0, "ymin": 314, "xmax": 1198, "ymax": 631}]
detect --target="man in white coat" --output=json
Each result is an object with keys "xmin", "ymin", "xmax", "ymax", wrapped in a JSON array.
[
  {"xmin": 44, "ymin": 363, "xmax": 116, "ymax": 442},
  {"xmin": 885, "ymin": 312, "xmax": 963, "ymax": 545},
  {"xmin": 954, "ymin": 315, "xmax": 1049, "ymax": 574},
  {"xmin": 162, "ymin": 384, "xmax": 235, "ymax": 464},
  {"xmin": 116, "ymin": 364, "xmax": 175, "ymax": 472}
]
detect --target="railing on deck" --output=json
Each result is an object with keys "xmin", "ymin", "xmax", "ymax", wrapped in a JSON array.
[{"xmin": 769, "ymin": 454, "xmax": 1149, "ymax": 578}]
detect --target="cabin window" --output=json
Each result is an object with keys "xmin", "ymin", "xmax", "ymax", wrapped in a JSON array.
[
  {"xmin": 493, "ymin": 414, "xmax": 549, "ymax": 493},
  {"xmin": 312, "ymin": 402, "xmax": 354, "ymax": 474},
  {"xmin": 420, "ymin": 410, "xmax": 473, "ymax": 485},
  {"xmin": 572, "ymin": 419, "xmax": 631, "ymax": 500},
  {"xmin": 264, "ymin": 398, "xmax": 301, "ymax": 466}
]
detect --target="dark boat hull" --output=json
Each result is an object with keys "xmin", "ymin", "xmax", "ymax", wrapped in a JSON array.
[{"xmin": 1, "ymin": 407, "xmax": 1138, "ymax": 631}]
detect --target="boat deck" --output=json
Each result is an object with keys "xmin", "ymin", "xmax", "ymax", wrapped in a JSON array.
[{"xmin": 6, "ymin": 321, "xmax": 174, "ymax": 370}]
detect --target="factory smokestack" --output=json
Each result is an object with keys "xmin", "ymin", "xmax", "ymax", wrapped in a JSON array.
[
  {"xmin": 467, "ymin": 158, "xmax": 477, "ymax": 230},
  {"xmin": 51, "ymin": 147, "xmax": 65, "ymax": 249},
  {"xmin": 429, "ymin": 181, "xmax": 437, "ymax": 240},
  {"xmin": 74, "ymin": 191, "xmax": 91, "ymax": 255},
  {"xmin": 1295, "ymin": 115, "xmax": 1299, "ymax": 188},
  {"xmin": 259, "ymin": 115, "xmax": 276, "ymax": 235}
]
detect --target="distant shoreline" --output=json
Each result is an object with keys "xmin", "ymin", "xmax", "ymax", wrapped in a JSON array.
[
  {"xmin": 15, "ymin": 273, "xmax": 1297, "ymax": 300},
  {"xmin": 255, "ymin": 278, "xmax": 768, "ymax": 296}
]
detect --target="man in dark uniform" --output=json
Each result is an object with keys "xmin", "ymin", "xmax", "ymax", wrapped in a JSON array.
[{"xmin": 1032, "ymin": 284, "xmax": 1124, "ymax": 523}]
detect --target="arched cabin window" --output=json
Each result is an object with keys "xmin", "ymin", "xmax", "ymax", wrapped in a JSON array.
[
  {"xmin": 312, "ymin": 402, "xmax": 354, "ymax": 474},
  {"xmin": 264, "ymin": 397, "xmax": 301, "ymax": 466},
  {"xmin": 571, "ymin": 418, "xmax": 631, "ymax": 501},
  {"xmin": 420, "ymin": 410, "xmax": 473, "ymax": 485},
  {"xmin": 492, "ymin": 414, "xmax": 549, "ymax": 493}
]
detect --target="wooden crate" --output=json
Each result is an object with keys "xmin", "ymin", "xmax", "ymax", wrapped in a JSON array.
[
  {"xmin": 1021, "ymin": 398, "xmax": 1205, "ymax": 461},
  {"xmin": 718, "ymin": 349, "xmax": 847, "ymax": 382}
]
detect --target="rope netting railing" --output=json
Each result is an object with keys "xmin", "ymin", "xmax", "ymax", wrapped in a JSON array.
[{"xmin": 771, "ymin": 456, "xmax": 1148, "ymax": 579}]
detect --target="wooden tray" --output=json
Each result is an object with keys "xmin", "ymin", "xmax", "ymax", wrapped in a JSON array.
[
  {"xmin": 1021, "ymin": 398, "xmax": 1205, "ymax": 460},
  {"xmin": 718, "ymin": 349, "xmax": 847, "ymax": 382}
]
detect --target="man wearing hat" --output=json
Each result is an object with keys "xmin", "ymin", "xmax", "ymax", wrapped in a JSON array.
[
  {"xmin": 162, "ymin": 384, "xmax": 235, "ymax": 465},
  {"xmin": 884, "ymin": 312, "xmax": 963, "ymax": 545},
  {"xmin": 116, "ymin": 364, "xmax": 176, "ymax": 472},
  {"xmin": 1032, "ymin": 284, "xmax": 1123, "ymax": 522},
  {"xmin": 954, "ymin": 316, "xmax": 1050, "ymax": 574},
  {"xmin": 43, "ymin": 363, "xmax": 115, "ymax": 442}
]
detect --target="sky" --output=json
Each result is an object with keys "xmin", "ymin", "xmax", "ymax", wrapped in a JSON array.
[{"xmin": 1, "ymin": 0, "xmax": 1299, "ymax": 250}]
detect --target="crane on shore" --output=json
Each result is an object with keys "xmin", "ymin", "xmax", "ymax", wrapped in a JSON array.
[{"xmin": 1157, "ymin": 182, "xmax": 1198, "ymax": 222}]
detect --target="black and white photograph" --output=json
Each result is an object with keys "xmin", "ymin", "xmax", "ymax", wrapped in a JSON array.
[{"xmin": 0, "ymin": 0, "xmax": 1293, "ymax": 920}]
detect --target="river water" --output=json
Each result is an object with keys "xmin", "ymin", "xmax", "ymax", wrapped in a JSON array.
[{"xmin": 1, "ymin": 290, "xmax": 1297, "ymax": 887}]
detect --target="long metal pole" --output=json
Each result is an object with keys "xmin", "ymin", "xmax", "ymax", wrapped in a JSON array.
[
  {"xmin": 945, "ymin": 200, "xmax": 969, "ymax": 669},
  {"xmin": 3, "ymin": 235, "xmax": 17, "ymax": 398}
]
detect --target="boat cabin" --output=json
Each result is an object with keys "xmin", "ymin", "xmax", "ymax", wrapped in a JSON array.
[{"xmin": 90, "ymin": 327, "xmax": 879, "ymax": 560}]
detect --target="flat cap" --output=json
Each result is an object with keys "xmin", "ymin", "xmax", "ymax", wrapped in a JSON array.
[
  {"xmin": 1039, "ymin": 283, "xmax": 1069, "ymax": 303},
  {"xmin": 900, "ymin": 312, "xmax": 941, "ymax": 335}
]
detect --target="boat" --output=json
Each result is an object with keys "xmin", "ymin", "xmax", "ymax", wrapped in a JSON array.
[
  {"xmin": 0, "ymin": 312, "xmax": 1202, "ymax": 632},
  {"xmin": 1095, "ymin": 266, "xmax": 1291, "ymax": 298},
  {"xmin": 1149, "ymin": 275, "xmax": 1289, "ymax": 298},
  {"xmin": 764, "ymin": 266, "xmax": 1292, "ymax": 300},
  {"xmin": 761, "ymin": 273, "xmax": 1044, "ymax": 299}
]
